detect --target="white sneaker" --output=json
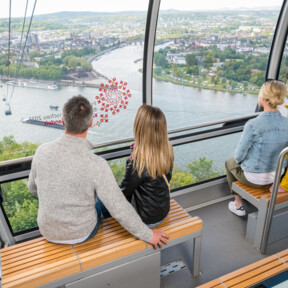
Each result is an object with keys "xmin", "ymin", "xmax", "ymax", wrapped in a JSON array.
[{"xmin": 228, "ymin": 201, "xmax": 246, "ymax": 216}]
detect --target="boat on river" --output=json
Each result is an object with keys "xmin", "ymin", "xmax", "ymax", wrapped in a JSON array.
[
  {"xmin": 22, "ymin": 118, "xmax": 64, "ymax": 130},
  {"xmin": 7, "ymin": 80, "xmax": 58, "ymax": 90},
  {"xmin": 49, "ymin": 105, "xmax": 59, "ymax": 109}
]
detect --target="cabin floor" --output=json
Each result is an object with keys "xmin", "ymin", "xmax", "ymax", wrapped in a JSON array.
[{"xmin": 161, "ymin": 198, "xmax": 288, "ymax": 288}]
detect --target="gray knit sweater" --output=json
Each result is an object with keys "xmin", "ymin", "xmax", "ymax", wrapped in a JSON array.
[{"xmin": 28, "ymin": 134, "xmax": 153, "ymax": 243}]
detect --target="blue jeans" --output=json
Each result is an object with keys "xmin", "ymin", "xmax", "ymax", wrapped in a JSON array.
[
  {"xmin": 83, "ymin": 196, "xmax": 111, "ymax": 242},
  {"xmin": 147, "ymin": 219, "xmax": 165, "ymax": 228}
]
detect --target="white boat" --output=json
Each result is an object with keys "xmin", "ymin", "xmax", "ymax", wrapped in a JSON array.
[
  {"xmin": 26, "ymin": 80, "xmax": 39, "ymax": 88},
  {"xmin": 47, "ymin": 85, "xmax": 58, "ymax": 90},
  {"xmin": 7, "ymin": 80, "xmax": 19, "ymax": 86},
  {"xmin": 7, "ymin": 81, "xmax": 25, "ymax": 87}
]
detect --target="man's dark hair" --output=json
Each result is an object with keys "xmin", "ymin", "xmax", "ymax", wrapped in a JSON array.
[{"xmin": 62, "ymin": 95, "xmax": 93, "ymax": 134}]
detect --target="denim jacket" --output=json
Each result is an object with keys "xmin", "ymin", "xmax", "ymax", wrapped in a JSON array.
[{"xmin": 235, "ymin": 111, "xmax": 288, "ymax": 173}]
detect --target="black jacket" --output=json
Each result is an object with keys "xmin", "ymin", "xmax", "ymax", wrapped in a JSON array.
[{"xmin": 120, "ymin": 158, "xmax": 172, "ymax": 224}]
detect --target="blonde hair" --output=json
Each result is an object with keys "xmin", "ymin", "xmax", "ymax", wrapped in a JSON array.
[
  {"xmin": 258, "ymin": 80, "xmax": 287, "ymax": 109},
  {"xmin": 132, "ymin": 104, "xmax": 174, "ymax": 179}
]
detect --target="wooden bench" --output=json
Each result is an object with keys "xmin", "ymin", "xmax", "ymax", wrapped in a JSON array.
[
  {"xmin": 196, "ymin": 248, "xmax": 288, "ymax": 288},
  {"xmin": 0, "ymin": 199, "xmax": 202, "ymax": 288},
  {"xmin": 232, "ymin": 181, "xmax": 288, "ymax": 250}
]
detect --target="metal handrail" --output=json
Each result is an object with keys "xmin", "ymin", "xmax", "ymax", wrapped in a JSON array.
[
  {"xmin": 260, "ymin": 147, "xmax": 288, "ymax": 254},
  {"xmin": 0, "ymin": 112, "xmax": 259, "ymax": 168}
]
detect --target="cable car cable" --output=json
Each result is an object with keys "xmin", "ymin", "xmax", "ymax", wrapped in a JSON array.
[
  {"xmin": 6, "ymin": 0, "xmax": 12, "ymax": 98},
  {"xmin": 8, "ymin": 0, "xmax": 37, "ymax": 105},
  {"xmin": 11, "ymin": 0, "xmax": 29, "ymax": 82}
]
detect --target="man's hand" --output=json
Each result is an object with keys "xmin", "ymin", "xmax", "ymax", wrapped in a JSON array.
[{"xmin": 148, "ymin": 229, "xmax": 169, "ymax": 249}]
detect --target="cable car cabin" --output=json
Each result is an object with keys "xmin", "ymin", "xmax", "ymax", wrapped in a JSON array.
[
  {"xmin": 4, "ymin": 105, "xmax": 11, "ymax": 115},
  {"xmin": 1, "ymin": 0, "xmax": 288, "ymax": 287}
]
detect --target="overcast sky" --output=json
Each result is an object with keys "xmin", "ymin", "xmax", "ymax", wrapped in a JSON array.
[{"xmin": 0, "ymin": 0, "xmax": 284, "ymax": 18}]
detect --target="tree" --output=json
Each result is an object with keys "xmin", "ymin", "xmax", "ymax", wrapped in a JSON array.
[
  {"xmin": 187, "ymin": 157, "xmax": 220, "ymax": 182},
  {"xmin": 154, "ymin": 53, "xmax": 169, "ymax": 69},
  {"xmin": 0, "ymin": 136, "xmax": 38, "ymax": 162},
  {"xmin": 9, "ymin": 199, "xmax": 38, "ymax": 232},
  {"xmin": 170, "ymin": 168, "xmax": 194, "ymax": 189},
  {"xmin": 203, "ymin": 55, "xmax": 214, "ymax": 69},
  {"xmin": 109, "ymin": 159, "xmax": 126, "ymax": 185},
  {"xmin": 185, "ymin": 54, "xmax": 197, "ymax": 66},
  {"xmin": 154, "ymin": 67, "xmax": 162, "ymax": 75}
]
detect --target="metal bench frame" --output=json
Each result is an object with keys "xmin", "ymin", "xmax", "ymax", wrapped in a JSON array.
[
  {"xmin": 232, "ymin": 182, "xmax": 288, "ymax": 251},
  {"xmin": 232, "ymin": 147, "xmax": 288, "ymax": 252},
  {"xmin": 0, "ymin": 202, "xmax": 202, "ymax": 288},
  {"xmin": 36, "ymin": 231, "xmax": 202, "ymax": 288}
]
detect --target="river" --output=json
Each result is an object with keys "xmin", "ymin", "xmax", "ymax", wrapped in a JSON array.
[{"xmin": 0, "ymin": 44, "xmax": 259, "ymax": 170}]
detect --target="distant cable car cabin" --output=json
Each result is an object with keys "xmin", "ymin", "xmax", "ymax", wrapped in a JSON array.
[{"xmin": 5, "ymin": 104, "xmax": 11, "ymax": 115}]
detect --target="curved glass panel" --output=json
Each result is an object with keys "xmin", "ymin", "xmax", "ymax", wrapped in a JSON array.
[
  {"xmin": 0, "ymin": 130, "xmax": 242, "ymax": 234},
  {"xmin": 153, "ymin": 0, "xmax": 283, "ymax": 130},
  {"xmin": 0, "ymin": 0, "xmax": 149, "ymax": 161},
  {"xmin": 0, "ymin": 157, "xmax": 127, "ymax": 234},
  {"xmin": 172, "ymin": 133, "xmax": 241, "ymax": 189},
  {"xmin": 1, "ymin": 179, "xmax": 38, "ymax": 233},
  {"xmin": 278, "ymin": 34, "xmax": 288, "ymax": 117}
]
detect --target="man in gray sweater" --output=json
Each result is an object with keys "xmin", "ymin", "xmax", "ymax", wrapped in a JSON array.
[{"xmin": 28, "ymin": 95, "xmax": 169, "ymax": 248}]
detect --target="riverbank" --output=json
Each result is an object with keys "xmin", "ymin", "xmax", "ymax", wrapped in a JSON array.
[
  {"xmin": 147, "ymin": 70, "xmax": 259, "ymax": 95},
  {"xmin": 0, "ymin": 78, "xmax": 105, "ymax": 89}
]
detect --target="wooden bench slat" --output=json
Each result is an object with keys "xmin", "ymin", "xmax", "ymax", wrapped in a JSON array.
[
  {"xmin": 196, "ymin": 279, "xmax": 224, "ymax": 288},
  {"xmin": 277, "ymin": 255, "xmax": 288, "ymax": 264},
  {"xmin": 220, "ymin": 255, "xmax": 279, "ymax": 282},
  {"xmin": 3, "ymin": 253, "xmax": 77, "ymax": 279},
  {"xmin": 2, "ymin": 248, "xmax": 75, "ymax": 273},
  {"xmin": 266, "ymin": 194, "xmax": 288, "ymax": 206},
  {"xmin": 228, "ymin": 265, "xmax": 288, "ymax": 288},
  {"xmin": 74, "ymin": 213, "xmax": 191, "ymax": 253},
  {"xmin": 1, "ymin": 199, "xmax": 202, "ymax": 288},
  {"xmin": 2, "ymin": 244, "xmax": 73, "ymax": 265},
  {"xmin": 98, "ymin": 208, "xmax": 188, "ymax": 234},
  {"xmin": 73, "ymin": 204, "xmax": 190, "ymax": 251},
  {"xmin": 74, "ymin": 232, "xmax": 132, "ymax": 254},
  {"xmin": 0, "ymin": 237, "xmax": 46, "ymax": 254},
  {"xmin": 77, "ymin": 217, "xmax": 202, "ymax": 258},
  {"xmin": 222, "ymin": 259, "xmax": 284, "ymax": 287},
  {"xmin": 276, "ymin": 249, "xmax": 288, "ymax": 259},
  {"xmin": 2, "ymin": 260, "xmax": 81, "ymax": 288},
  {"xmin": 157, "ymin": 214, "xmax": 191, "ymax": 227},
  {"xmin": 199, "ymin": 249, "xmax": 288, "ymax": 288},
  {"xmin": 233, "ymin": 181, "xmax": 288, "ymax": 206},
  {"xmin": 147, "ymin": 218, "xmax": 202, "ymax": 249},
  {"xmin": 1, "ymin": 256, "xmax": 81, "ymax": 288},
  {"xmin": 73, "ymin": 211, "xmax": 192, "ymax": 255},
  {"xmin": 1, "ymin": 238, "xmax": 49, "ymax": 256},
  {"xmin": 160, "ymin": 219, "xmax": 202, "ymax": 240}
]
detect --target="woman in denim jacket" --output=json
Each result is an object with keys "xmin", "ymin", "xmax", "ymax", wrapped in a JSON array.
[{"xmin": 226, "ymin": 80, "xmax": 288, "ymax": 216}]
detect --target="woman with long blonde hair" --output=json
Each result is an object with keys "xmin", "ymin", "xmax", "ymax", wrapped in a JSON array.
[{"xmin": 120, "ymin": 104, "xmax": 174, "ymax": 227}]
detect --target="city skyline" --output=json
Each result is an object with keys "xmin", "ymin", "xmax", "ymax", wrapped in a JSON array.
[{"xmin": 0, "ymin": 0, "xmax": 283, "ymax": 18}]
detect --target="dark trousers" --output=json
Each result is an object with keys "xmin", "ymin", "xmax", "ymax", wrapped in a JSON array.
[
  {"xmin": 225, "ymin": 158, "xmax": 270, "ymax": 195},
  {"xmin": 83, "ymin": 196, "xmax": 111, "ymax": 242}
]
